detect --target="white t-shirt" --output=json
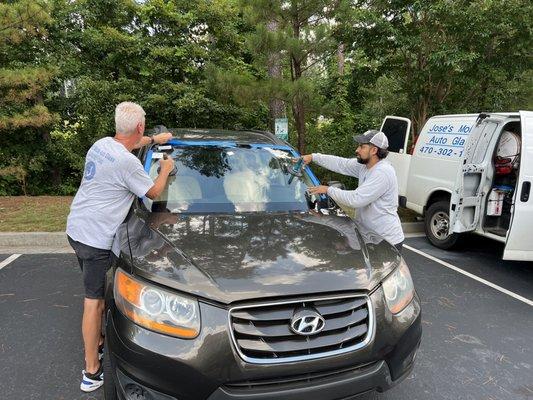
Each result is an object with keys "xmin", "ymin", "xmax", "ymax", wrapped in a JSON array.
[
  {"xmin": 312, "ymin": 153, "xmax": 404, "ymax": 245},
  {"xmin": 66, "ymin": 137, "xmax": 154, "ymax": 250}
]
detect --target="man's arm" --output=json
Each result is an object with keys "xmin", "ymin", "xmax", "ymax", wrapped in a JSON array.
[
  {"xmin": 145, "ymin": 157, "xmax": 174, "ymax": 199},
  {"xmin": 326, "ymin": 171, "xmax": 388, "ymax": 208},
  {"xmin": 310, "ymin": 153, "xmax": 363, "ymax": 178},
  {"xmin": 133, "ymin": 132, "xmax": 173, "ymax": 150}
]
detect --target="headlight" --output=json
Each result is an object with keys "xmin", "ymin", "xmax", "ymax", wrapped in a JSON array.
[
  {"xmin": 382, "ymin": 258, "xmax": 415, "ymax": 314},
  {"xmin": 114, "ymin": 269, "xmax": 200, "ymax": 338}
]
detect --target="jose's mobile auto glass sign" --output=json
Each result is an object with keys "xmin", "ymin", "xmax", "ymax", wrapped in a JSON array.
[{"xmin": 418, "ymin": 123, "xmax": 473, "ymax": 159}]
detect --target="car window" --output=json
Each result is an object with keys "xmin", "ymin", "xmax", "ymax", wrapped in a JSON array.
[{"xmin": 143, "ymin": 146, "xmax": 316, "ymax": 213}]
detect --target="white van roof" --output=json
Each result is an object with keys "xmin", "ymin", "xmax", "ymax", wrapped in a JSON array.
[{"xmin": 429, "ymin": 112, "xmax": 519, "ymax": 119}]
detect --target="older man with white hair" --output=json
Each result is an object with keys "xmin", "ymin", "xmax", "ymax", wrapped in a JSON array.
[{"xmin": 66, "ymin": 101, "xmax": 174, "ymax": 392}]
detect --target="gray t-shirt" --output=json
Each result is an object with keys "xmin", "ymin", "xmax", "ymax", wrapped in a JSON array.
[
  {"xmin": 66, "ymin": 137, "xmax": 154, "ymax": 250},
  {"xmin": 312, "ymin": 153, "xmax": 404, "ymax": 245}
]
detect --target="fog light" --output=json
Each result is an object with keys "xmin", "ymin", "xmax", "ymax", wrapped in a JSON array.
[
  {"xmin": 125, "ymin": 383, "xmax": 151, "ymax": 400},
  {"xmin": 400, "ymin": 344, "xmax": 419, "ymax": 372},
  {"xmin": 116, "ymin": 367, "xmax": 176, "ymax": 400}
]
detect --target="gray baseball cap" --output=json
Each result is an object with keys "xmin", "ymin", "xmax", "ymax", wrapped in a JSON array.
[{"xmin": 353, "ymin": 130, "xmax": 389, "ymax": 149}]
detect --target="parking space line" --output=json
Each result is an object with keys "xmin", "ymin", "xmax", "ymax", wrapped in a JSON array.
[
  {"xmin": 404, "ymin": 245, "xmax": 533, "ymax": 307},
  {"xmin": 0, "ymin": 254, "xmax": 21, "ymax": 271}
]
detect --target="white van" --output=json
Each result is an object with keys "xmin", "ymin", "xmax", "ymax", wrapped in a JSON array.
[{"xmin": 380, "ymin": 111, "xmax": 533, "ymax": 261}]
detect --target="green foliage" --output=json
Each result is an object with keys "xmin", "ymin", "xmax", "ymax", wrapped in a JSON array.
[
  {"xmin": 339, "ymin": 0, "xmax": 533, "ymax": 136},
  {"xmin": 0, "ymin": 1, "xmax": 57, "ymax": 195},
  {"xmin": 208, "ymin": 0, "xmax": 342, "ymax": 153},
  {"xmin": 46, "ymin": 120, "xmax": 87, "ymax": 194},
  {"xmin": 0, "ymin": 0, "xmax": 531, "ymax": 194}
]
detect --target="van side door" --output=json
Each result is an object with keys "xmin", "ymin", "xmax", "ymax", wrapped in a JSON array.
[
  {"xmin": 380, "ymin": 116, "xmax": 411, "ymax": 202},
  {"xmin": 449, "ymin": 114, "xmax": 506, "ymax": 233},
  {"xmin": 504, "ymin": 111, "xmax": 533, "ymax": 261}
]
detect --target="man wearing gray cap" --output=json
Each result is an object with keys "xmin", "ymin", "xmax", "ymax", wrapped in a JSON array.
[{"xmin": 304, "ymin": 129, "xmax": 404, "ymax": 252}]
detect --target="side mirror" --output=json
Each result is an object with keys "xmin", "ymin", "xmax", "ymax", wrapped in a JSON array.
[
  {"xmin": 327, "ymin": 181, "xmax": 346, "ymax": 190},
  {"xmin": 325, "ymin": 181, "xmax": 344, "ymax": 210}
]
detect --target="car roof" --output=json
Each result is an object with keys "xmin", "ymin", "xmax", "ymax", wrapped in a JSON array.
[{"xmin": 148, "ymin": 128, "xmax": 286, "ymax": 146}]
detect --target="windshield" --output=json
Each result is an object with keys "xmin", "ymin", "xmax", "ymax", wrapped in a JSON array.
[{"xmin": 143, "ymin": 146, "xmax": 316, "ymax": 213}]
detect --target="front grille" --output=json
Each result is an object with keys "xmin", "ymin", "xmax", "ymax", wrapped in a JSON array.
[
  {"xmin": 225, "ymin": 361, "xmax": 378, "ymax": 390},
  {"xmin": 229, "ymin": 294, "xmax": 373, "ymax": 364}
]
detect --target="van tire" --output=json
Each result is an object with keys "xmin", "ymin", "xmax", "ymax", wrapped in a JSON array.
[{"xmin": 424, "ymin": 201, "xmax": 459, "ymax": 249}]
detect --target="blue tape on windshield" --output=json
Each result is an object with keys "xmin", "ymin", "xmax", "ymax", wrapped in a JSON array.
[
  {"xmin": 144, "ymin": 149, "xmax": 153, "ymax": 173},
  {"xmin": 167, "ymin": 140, "xmax": 238, "ymax": 148},
  {"xmin": 249, "ymin": 144, "xmax": 293, "ymax": 151}
]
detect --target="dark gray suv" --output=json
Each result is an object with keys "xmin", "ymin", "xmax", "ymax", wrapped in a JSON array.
[{"xmin": 104, "ymin": 129, "xmax": 422, "ymax": 400}]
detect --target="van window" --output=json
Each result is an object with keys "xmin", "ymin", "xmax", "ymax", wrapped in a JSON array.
[{"xmin": 381, "ymin": 118, "xmax": 409, "ymax": 153}]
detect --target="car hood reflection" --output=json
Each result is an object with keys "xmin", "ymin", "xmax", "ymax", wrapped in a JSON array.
[{"xmin": 126, "ymin": 210, "xmax": 400, "ymax": 304}]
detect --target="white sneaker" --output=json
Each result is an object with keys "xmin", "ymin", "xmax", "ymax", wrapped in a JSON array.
[{"xmin": 80, "ymin": 365, "xmax": 104, "ymax": 392}]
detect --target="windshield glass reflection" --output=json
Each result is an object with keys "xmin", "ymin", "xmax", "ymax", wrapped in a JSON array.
[{"xmin": 144, "ymin": 146, "xmax": 315, "ymax": 213}]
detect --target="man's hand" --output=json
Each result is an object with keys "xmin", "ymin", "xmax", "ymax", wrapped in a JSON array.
[
  {"xmin": 308, "ymin": 185, "xmax": 329, "ymax": 195},
  {"xmin": 158, "ymin": 156, "xmax": 175, "ymax": 175},
  {"xmin": 154, "ymin": 132, "xmax": 173, "ymax": 144},
  {"xmin": 146, "ymin": 156, "xmax": 175, "ymax": 199},
  {"xmin": 292, "ymin": 154, "xmax": 313, "ymax": 165},
  {"xmin": 133, "ymin": 132, "xmax": 173, "ymax": 150},
  {"xmin": 301, "ymin": 154, "xmax": 313, "ymax": 164}
]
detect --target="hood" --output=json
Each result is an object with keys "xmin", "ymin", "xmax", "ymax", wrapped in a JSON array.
[{"xmin": 126, "ymin": 210, "xmax": 400, "ymax": 304}]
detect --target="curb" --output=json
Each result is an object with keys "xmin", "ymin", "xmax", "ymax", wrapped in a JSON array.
[
  {"xmin": 0, "ymin": 232, "xmax": 68, "ymax": 247},
  {"xmin": 0, "ymin": 222, "xmax": 425, "ymax": 248}
]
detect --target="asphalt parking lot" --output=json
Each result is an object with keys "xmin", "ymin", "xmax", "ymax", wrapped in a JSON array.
[{"xmin": 1, "ymin": 234, "xmax": 532, "ymax": 400}]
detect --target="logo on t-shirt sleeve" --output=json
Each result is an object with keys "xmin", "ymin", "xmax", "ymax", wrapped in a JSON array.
[{"xmin": 84, "ymin": 161, "xmax": 96, "ymax": 181}]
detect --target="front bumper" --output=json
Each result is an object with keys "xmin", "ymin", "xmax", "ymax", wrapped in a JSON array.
[{"xmin": 106, "ymin": 289, "xmax": 421, "ymax": 400}]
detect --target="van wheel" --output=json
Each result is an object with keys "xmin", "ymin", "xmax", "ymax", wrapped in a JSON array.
[
  {"xmin": 425, "ymin": 201, "xmax": 459, "ymax": 249},
  {"xmin": 103, "ymin": 337, "xmax": 118, "ymax": 400}
]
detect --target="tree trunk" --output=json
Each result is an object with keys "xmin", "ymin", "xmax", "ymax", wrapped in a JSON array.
[
  {"xmin": 267, "ymin": 20, "xmax": 285, "ymax": 133},
  {"xmin": 290, "ymin": 6, "xmax": 306, "ymax": 154},
  {"xmin": 411, "ymin": 96, "xmax": 428, "ymax": 145},
  {"xmin": 337, "ymin": 42, "xmax": 345, "ymax": 75},
  {"xmin": 292, "ymin": 95, "xmax": 306, "ymax": 154},
  {"xmin": 291, "ymin": 57, "xmax": 306, "ymax": 154}
]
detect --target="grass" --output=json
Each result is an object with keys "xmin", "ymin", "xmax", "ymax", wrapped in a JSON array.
[
  {"xmin": 0, "ymin": 196, "xmax": 422, "ymax": 232},
  {"xmin": 0, "ymin": 196, "xmax": 73, "ymax": 232}
]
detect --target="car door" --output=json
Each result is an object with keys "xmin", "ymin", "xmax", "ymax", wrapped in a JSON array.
[
  {"xmin": 449, "ymin": 114, "xmax": 506, "ymax": 233},
  {"xmin": 503, "ymin": 111, "xmax": 533, "ymax": 261},
  {"xmin": 380, "ymin": 116, "xmax": 411, "ymax": 201}
]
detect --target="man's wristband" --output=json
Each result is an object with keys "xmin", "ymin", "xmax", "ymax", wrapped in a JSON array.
[{"xmin": 149, "ymin": 136, "xmax": 155, "ymax": 145}]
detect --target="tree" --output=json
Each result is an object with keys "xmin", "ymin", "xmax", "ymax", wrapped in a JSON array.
[
  {"xmin": 1, "ymin": 0, "xmax": 531, "ymax": 195},
  {"xmin": 0, "ymin": 1, "xmax": 56, "ymax": 195},
  {"xmin": 266, "ymin": 18, "xmax": 286, "ymax": 133},
  {"xmin": 40, "ymin": 0, "xmax": 268, "ymax": 194},
  {"xmin": 341, "ymin": 0, "xmax": 533, "ymax": 139},
  {"xmin": 210, "ymin": 0, "xmax": 342, "ymax": 153}
]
